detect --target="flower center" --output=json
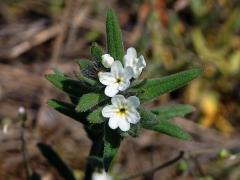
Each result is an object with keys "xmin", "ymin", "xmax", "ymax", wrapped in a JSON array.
[
  {"xmin": 116, "ymin": 77, "xmax": 122, "ymax": 83},
  {"xmin": 118, "ymin": 107, "xmax": 127, "ymax": 116}
]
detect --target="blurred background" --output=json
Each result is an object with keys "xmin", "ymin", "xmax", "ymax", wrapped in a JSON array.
[{"xmin": 0, "ymin": 0, "xmax": 240, "ymax": 179}]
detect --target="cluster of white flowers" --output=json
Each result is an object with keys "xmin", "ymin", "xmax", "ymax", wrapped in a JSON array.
[{"xmin": 98, "ymin": 47, "xmax": 146, "ymax": 131}]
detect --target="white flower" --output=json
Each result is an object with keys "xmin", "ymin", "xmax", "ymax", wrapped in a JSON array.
[
  {"xmin": 102, "ymin": 95, "xmax": 140, "ymax": 131},
  {"xmin": 101, "ymin": 54, "xmax": 114, "ymax": 68},
  {"xmin": 98, "ymin": 61, "xmax": 133, "ymax": 97},
  {"xmin": 92, "ymin": 170, "xmax": 112, "ymax": 180},
  {"xmin": 123, "ymin": 47, "xmax": 146, "ymax": 79}
]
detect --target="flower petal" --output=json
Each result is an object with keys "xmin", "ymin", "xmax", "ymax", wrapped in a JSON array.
[
  {"xmin": 111, "ymin": 61, "xmax": 124, "ymax": 77},
  {"xmin": 99, "ymin": 72, "xmax": 115, "ymax": 85},
  {"xmin": 105, "ymin": 83, "xmax": 119, "ymax": 97},
  {"xmin": 102, "ymin": 54, "xmax": 114, "ymax": 68},
  {"xmin": 123, "ymin": 66, "xmax": 134, "ymax": 80},
  {"xmin": 123, "ymin": 47, "xmax": 137, "ymax": 67},
  {"xmin": 111, "ymin": 95, "xmax": 125, "ymax": 106},
  {"xmin": 118, "ymin": 117, "xmax": 130, "ymax": 131},
  {"xmin": 102, "ymin": 105, "xmax": 117, "ymax": 118},
  {"xmin": 108, "ymin": 117, "xmax": 119, "ymax": 129},
  {"xmin": 138, "ymin": 55, "xmax": 146, "ymax": 67},
  {"xmin": 127, "ymin": 96, "xmax": 140, "ymax": 108},
  {"xmin": 126, "ymin": 109, "xmax": 140, "ymax": 124},
  {"xmin": 118, "ymin": 80, "xmax": 130, "ymax": 91}
]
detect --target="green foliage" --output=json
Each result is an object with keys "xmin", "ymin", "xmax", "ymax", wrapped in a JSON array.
[
  {"xmin": 87, "ymin": 107, "xmax": 105, "ymax": 124},
  {"xmin": 151, "ymin": 104, "xmax": 194, "ymax": 120},
  {"xmin": 106, "ymin": 9, "xmax": 124, "ymax": 62},
  {"xmin": 91, "ymin": 42, "xmax": 104, "ymax": 64},
  {"xmin": 47, "ymin": 99, "xmax": 85, "ymax": 124},
  {"xmin": 76, "ymin": 93, "xmax": 108, "ymax": 112},
  {"xmin": 76, "ymin": 59, "xmax": 93, "ymax": 70},
  {"xmin": 37, "ymin": 143, "xmax": 76, "ymax": 180},
  {"xmin": 131, "ymin": 68, "xmax": 202, "ymax": 103},
  {"xmin": 46, "ymin": 74, "xmax": 92, "ymax": 97},
  {"xmin": 139, "ymin": 107, "xmax": 158, "ymax": 128},
  {"xmin": 140, "ymin": 107, "xmax": 190, "ymax": 140},
  {"xmin": 103, "ymin": 123, "xmax": 121, "ymax": 171},
  {"xmin": 146, "ymin": 119, "xmax": 190, "ymax": 140}
]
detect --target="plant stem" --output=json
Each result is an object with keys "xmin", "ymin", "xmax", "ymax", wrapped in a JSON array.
[
  {"xmin": 20, "ymin": 119, "xmax": 31, "ymax": 179},
  {"xmin": 84, "ymin": 140, "xmax": 104, "ymax": 180}
]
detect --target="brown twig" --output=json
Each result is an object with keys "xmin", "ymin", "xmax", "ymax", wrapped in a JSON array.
[{"xmin": 122, "ymin": 151, "xmax": 184, "ymax": 180}]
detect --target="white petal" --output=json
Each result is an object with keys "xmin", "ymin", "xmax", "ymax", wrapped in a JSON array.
[
  {"xmin": 105, "ymin": 83, "xmax": 119, "ymax": 97},
  {"xmin": 118, "ymin": 117, "xmax": 130, "ymax": 131},
  {"xmin": 102, "ymin": 105, "xmax": 117, "ymax": 118},
  {"xmin": 124, "ymin": 47, "xmax": 137, "ymax": 67},
  {"xmin": 138, "ymin": 55, "xmax": 146, "ymax": 67},
  {"xmin": 123, "ymin": 66, "xmax": 134, "ymax": 80},
  {"xmin": 111, "ymin": 61, "xmax": 124, "ymax": 77},
  {"xmin": 108, "ymin": 117, "xmax": 119, "ymax": 129},
  {"xmin": 127, "ymin": 96, "xmax": 140, "ymax": 108},
  {"xmin": 99, "ymin": 72, "xmax": 115, "ymax": 85},
  {"xmin": 126, "ymin": 109, "xmax": 140, "ymax": 124},
  {"xmin": 118, "ymin": 80, "xmax": 130, "ymax": 91},
  {"xmin": 102, "ymin": 54, "xmax": 114, "ymax": 68},
  {"xmin": 111, "ymin": 95, "xmax": 125, "ymax": 106}
]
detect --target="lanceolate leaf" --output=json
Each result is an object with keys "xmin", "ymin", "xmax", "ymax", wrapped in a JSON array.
[
  {"xmin": 106, "ymin": 9, "xmax": 125, "ymax": 62},
  {"xmin": 91, "ymin": 42, "xmax": 104, "ymax": 64},
  {"xmin": 151, "ymin": 104, "xmax": 194, "ymax": 120},
  {"xmin": 48, "ymin": 99, "xmax": 85, "ymax": 124},
  {"xmin": 76, "ymin": 93, "xmax": 108, "ymax": 112},
  {"xmin": 76, "ymin": 59, "xmax": 93, "ymax": 70},
  {"xmin": 130, "ymin": 68, "xmax": 202, "ymax": 103},
  {"xmin": 145, "ymin": 120, "xmax": 190, "ymax": 140},
  {"xmin": 46, "ymin": 74, "xmax": 92, "ymax": 97},
  {"xmin": 139, "ymin": 107, "xmax": 159, "ymax": 128},
  {"xmin": 37, "ymin": 143, "xmax": 76, "ymax": 180},
  {"xmin": 87, "ymin": 107, "xmax": 105, "ymax": 124},
  {"xmin": 103, "ymin": 123, "xmax": 121, "ymax": 171}
]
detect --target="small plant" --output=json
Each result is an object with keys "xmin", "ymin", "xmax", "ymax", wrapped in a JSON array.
[{"xmin": 46, "ymin": 9, "xmax": 202, "ymax": 179}]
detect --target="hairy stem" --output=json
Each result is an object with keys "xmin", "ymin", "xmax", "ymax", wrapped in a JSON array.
[{"xmin": 84, "ymin": 140, "xmax": 104, "ymax": 180}]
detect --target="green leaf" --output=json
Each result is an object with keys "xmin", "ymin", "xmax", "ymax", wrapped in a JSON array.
[
  {"xmin": 46, "ymin": 74, "xmax": 92, "ymax": 97},
  {"xmin": 139, "ymin": 107, "xmax": 159, "ymax": 128},
  {"xmin": 151, "ymin": 104, "xmax": 194, "ymax": 120},
  {"xmin": 47, "ymin": 99, "xmax": 86, "ymax": 124},
  {"xmin": 103, "ymin": 123, "xmax": 122, "ymax": 171},
  {"xmin": 91, "ymin": 42, "xmax": 104, "ymax": 64},
  {"xmin": 76, "ymin": 93, "xmax": 108, "ymax": 112},
  {"xmin": 87, "ymin": 107, "xmax": 105, "ymax": 124},
  {"xmin": 37, "ymin": 143, "xmax": 76, "ymax": 180},
  {"xmin": 106, "ymin": 9, "xmax": 124, "ymax": 61},
  {"xmin": 146, "ymin": 120, "xmax": 190, "ymax": 140},
  {"xmin": 131, "ymin": 68, "xmax": 202, "ymax": 103},
  {"xmin": 76, "ymin": 59, "xmax": 93, "ymax": 70}
]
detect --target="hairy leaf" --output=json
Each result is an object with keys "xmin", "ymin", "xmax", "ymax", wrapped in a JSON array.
[
  {"xmin": 48, "ymin": 99, "xmax": 85, "ymax": 124},
  {"xmin": 131, "ymin": 68, "xmax": 202, "ymax": 103},
  {"xmin": 91, "ymin": 42, "xmax": 104, "ymax": 64},
  {"xmin": 37, "ymin": 143, "xmax": 76, "ymax": 180},
  {"xmin": 145, "ymin": 120, "xmax": 190, "ymax": 140},
  {"xmin": 106, "ymin": 9, "xmax": 124, "ymax": 62},
  {"xmin": 46, "ymin": 74, "xmax": 92, "ymax": 97},
  {"xmin": 76, "ymin": 93, "xmax": 108, "ymax": 112},
  {"xmin": 76, "ymin": 59, "xmax": 93, "ymax": 70},
  {"xmin": 87, "ymin": 107, "xmax": 105, "ymax": 124},
  {"xmin": 151, "ymin": 104, "xmax": 194, "ymax": 120},
  {"xmin": 139, "ymin": 107, "xmax": 159, "ymax": 128}
]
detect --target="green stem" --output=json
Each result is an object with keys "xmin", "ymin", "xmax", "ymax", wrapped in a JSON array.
[{"xmin": 84, "ymin": 140, "xmax": 104, "ymax": 180}]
